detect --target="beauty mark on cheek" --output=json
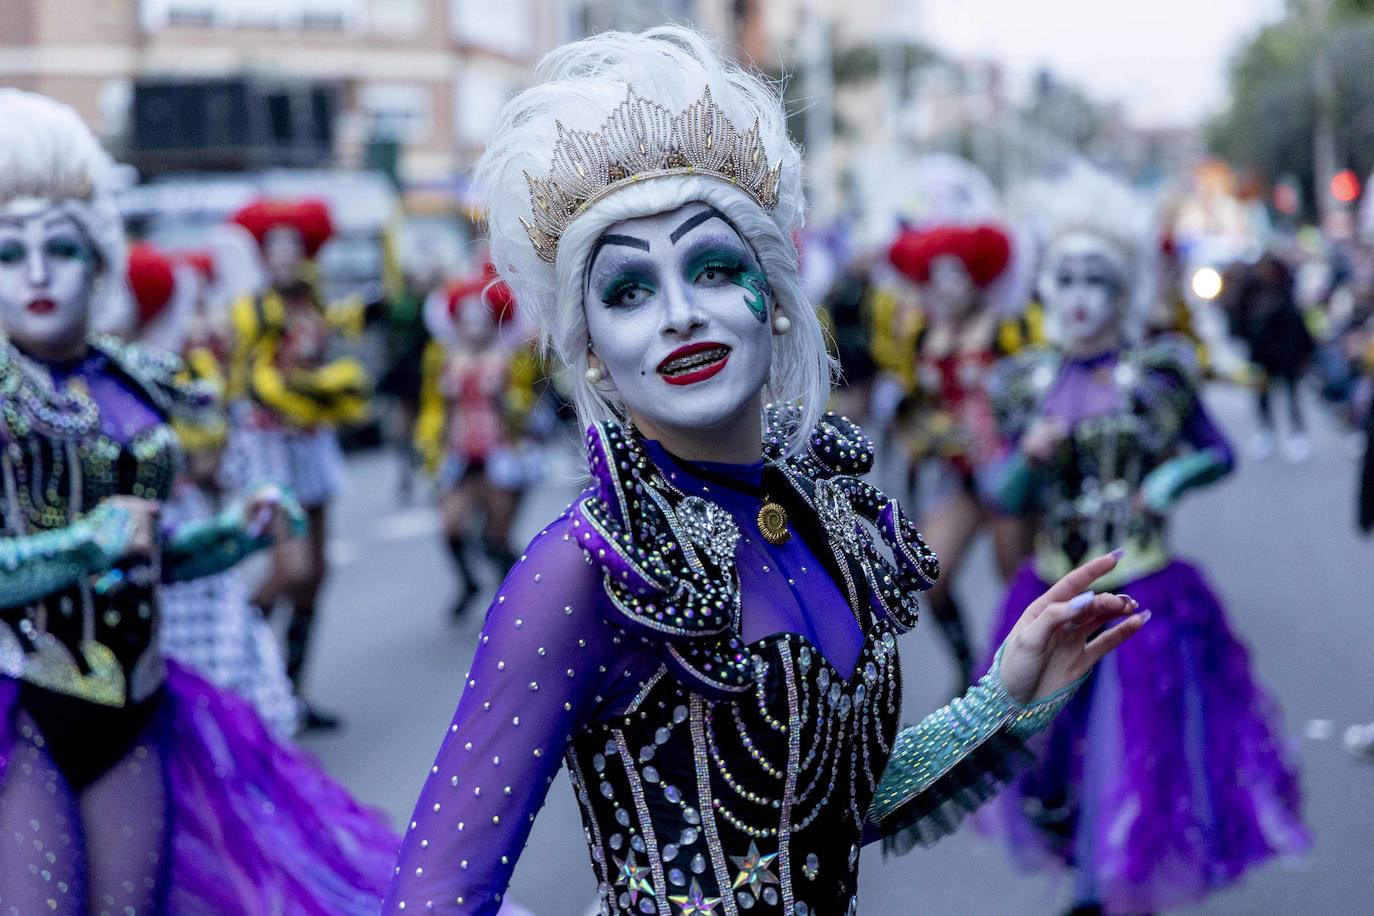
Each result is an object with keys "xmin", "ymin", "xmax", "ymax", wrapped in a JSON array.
[{"xmin": 734, "ymin": 269, "xmax": 770, "ymax": 323}]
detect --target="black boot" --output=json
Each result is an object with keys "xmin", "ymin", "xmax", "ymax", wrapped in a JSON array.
[
  {"xmin": 446, "ymin": 534, "xmax": 479, "ymax": 619},
  {"xmin": 929, "ymin": 593, "xmax": 976, "ymax": 690},
  {"xmin": 286, "ymin": 609, "xmax": 343, "ymax": 732}
]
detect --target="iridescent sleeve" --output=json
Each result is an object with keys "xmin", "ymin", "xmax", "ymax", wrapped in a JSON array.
[
  {"xmin": 383, "ymin": 513, "xmax": 648, "ymax": 915},
  {"xmin": 866, "ymin": 646, "xmax": 1078, "ymax": 852},
  {"xmin": 1140, "ymin": 394, "xmax": 1235, "ymax": 513},
  {"xmin": 0, "ymin": 502, "xmax": 133, "ymax": 606},
  {"xmin": 161, "ymin": 492, "xmax": 307, "ymax": 583}
]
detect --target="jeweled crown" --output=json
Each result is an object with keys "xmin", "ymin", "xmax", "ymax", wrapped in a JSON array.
[{"xmin": 520, "ymin": 85, "xmax": 784, "ymax": 263}]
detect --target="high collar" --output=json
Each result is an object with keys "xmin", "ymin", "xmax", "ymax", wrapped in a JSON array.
[
  {"xmin": 1063, "ymin": 347, "xmax": 1120, "ymax": 370},
  {"xmin": 641, "ymin": 438, "xmax": 767, "ymax": 494}
]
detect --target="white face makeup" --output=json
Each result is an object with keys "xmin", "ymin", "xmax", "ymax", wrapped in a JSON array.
[
  {"xmin": 263, "ymin": 225, "xmax": 306, "ymax": 288},
  {"xmin": 1044, "ymin": 232, "xmax": 1129, "ymax": 348},
  {"xmin": 0, "ymin": 199, "xmax": 98, "ymax": 360},
  {"xmin": 456, "ymin": 294, "xmax": 496, "ymax": 347},
  {"xmin": 583, "ymin": 202, "xmax": 775, "ymax": 442},
  {"xmin": 923, "ymin": 255, "xmax": 977, "ymax": 318}
]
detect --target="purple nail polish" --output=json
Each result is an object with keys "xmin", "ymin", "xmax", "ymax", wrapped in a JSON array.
[
  {"xmin": 1108, "ymin": 547, "xmax": 1125, "ymax": 560},
  {"xmin": 1069, "ymin": 590, "xmax": 1095, "ymax": 611}
]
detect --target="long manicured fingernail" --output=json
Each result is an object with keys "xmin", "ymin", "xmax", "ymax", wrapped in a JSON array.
[
  {"xmin": 1139, "ymin": 609, "xmax": 1152, "ymax": 623},
  {"xmin": 1108, "ymin": 547, "xmax": 1125, "ymax": 560},
  {"xmin": 1069, "ymin": 590, "xmax": 1096, "ymax": 611}
]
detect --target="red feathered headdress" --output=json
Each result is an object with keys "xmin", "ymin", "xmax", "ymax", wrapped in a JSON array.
[
  {"xmin": 445, "ymin": 263, "xmax": 516, "ymax": 326},
  {"xmin": 888, "ymin": 224, "xmax": 1011, "ymax": 289},
  {"xmin": 230, "ymin": 198, "xmax": 335, "ymax": 258},
  {"xmin": 127, "ymin": 243, "xmax": 177, "ymax": 327}
]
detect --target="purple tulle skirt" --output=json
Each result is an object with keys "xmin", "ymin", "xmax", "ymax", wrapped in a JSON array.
[
  {"xmin": 979, "ymin": 559, "xmax": 1310, "ymax": 913},
  {"xmin": 0, "ymin": 661, "xmax": 398, "ymax": 915}
]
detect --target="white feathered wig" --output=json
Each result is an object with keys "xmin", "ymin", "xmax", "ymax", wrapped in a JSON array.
[
  {"xmin": 1013, "ymin": 165, "xmax": 1158, "ymax": 342},
  {"xmin": 474, "ymin": 26, "xmax": 833, "ymax": 456},
  {"xmin": 0, "ymin": 89, "xmax": 131, "ymax": 335}
]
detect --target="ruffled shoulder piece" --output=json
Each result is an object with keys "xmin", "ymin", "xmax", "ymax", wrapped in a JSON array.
[
  {"xmin": 0, "ymin": 340, "xmax": 99, "ymax": 443},
  {"xmin": 762, "ymin": 404, "xmax": 876, "ymax": 478},
  {"xmin": 768, "ymin": 408, "xmax": 939, "ymax": 632},
  {"xmin": 572, "ymin": 411, "xmax": 943, "ymax": 692},
  {"xmin": 1125, "ymin": 333, "xmax": 1201, "ymax": 393},
  {"xmin": 985, "ymin": 347, "xmax": 1061, "ymax": 440},
  {"xmin": 92, "ymin": 335, "xmax": 218, "ymax": 428},
  {"xmin": 1117, "ymin": 335, "xmax": 1200, "ymax": 453},
  {"xmin": 571, "ymin": 420, "xmax": 752, "ymax": 697}
]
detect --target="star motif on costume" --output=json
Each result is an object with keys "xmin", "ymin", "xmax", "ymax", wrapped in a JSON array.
[
  {"xmin": 613, "ymin": 850, "xmax": 654, "ymax": 905},
  {"xmin": 668, "ymin": 878, "xmax": 722, "ymax": 915},
  {"xmin": 729, "ymin": 840, "xmax": 780, "ymax": 894}
]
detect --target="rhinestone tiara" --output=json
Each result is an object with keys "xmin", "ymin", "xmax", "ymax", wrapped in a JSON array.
[{"xmin": 520, "ymin": 85, "xmax": 784, "ymax": 264}]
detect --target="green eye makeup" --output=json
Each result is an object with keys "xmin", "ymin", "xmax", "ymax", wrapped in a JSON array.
[
  {"xmin": 735, "ymin": 268, "xmax": 770, "ymax": 323},
  {"xmin": 686, "ymin": 248, "xmax": 768, "ymax": 323},
  {"xmin": 0, "ymin": 243, "xmax": 22, "ymax": 265},
  {"xmin": 45, "ymin": 238, "xmax": 88, "ymax": 261}
]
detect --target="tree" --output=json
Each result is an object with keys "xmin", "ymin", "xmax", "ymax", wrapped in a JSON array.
[{"xmin": 1210, "ymin": 6, "xmax": 1374, "ymax": 217}]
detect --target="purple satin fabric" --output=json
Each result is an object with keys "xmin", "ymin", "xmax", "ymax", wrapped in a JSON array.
[
  {"xmin": 384, "ymin": 444, "xmax": 867, "ymax": 914},
  {"xmin": 0, "ymin": 663, "xmax": 398, "ymax": 915},
  {"xmin": 980, "ymin": 562, "xmax": 1308, "ymax": 912}
]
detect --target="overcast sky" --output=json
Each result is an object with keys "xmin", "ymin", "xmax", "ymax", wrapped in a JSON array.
[{"xmin": 917, "ymin": 0, "xmax": 1288, "ymax": 127}]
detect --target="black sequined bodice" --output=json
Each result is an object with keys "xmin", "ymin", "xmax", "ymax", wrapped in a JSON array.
[
  {"xmin": 567, "ymin": 621, "xmax": 903, "ymax": 916},
  {"xmin": 1, "ymin": 342, "xmax": 184, "ymax": 707}
]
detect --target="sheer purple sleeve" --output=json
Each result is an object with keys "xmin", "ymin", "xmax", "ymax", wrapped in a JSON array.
[{"xmin": 383, "ymin": 513, "xmax": 638, "ymax": 914}]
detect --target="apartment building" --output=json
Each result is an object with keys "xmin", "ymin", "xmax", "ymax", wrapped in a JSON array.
[{"xmin": 0, "ymin": 0, "xmax": 566, "ymax": 182}]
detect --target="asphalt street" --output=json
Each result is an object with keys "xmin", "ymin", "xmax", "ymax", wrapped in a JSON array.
[{"xmin": 295, "ymin": 382, "xmax": 1374, "ymax": 915}]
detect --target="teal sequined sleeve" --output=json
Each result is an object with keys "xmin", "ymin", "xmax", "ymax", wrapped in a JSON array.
[
  {"xmin": 866, "ymin": 646, "xmax": 1078, "ymax": 852},
  {"xmin": 162, "ymin": 493, "xmax": 306, "ymax": 583},
  {"xmin": 0, "ymin": 502, "xmax": 134, "ymax": 606}
]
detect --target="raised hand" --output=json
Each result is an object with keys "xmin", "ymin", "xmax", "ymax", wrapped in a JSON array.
[
  {"xmin": 1020, "ymin": 416, "xmax": 1067, "ymax": 464},
  {"xmin": 242, "ymin": 485, "xmax": 306, "ymax": 542},
  {"xmin": 997, "ymin": 551, "xmax": 1150, "ymax": 705},
  {"xmin": 105, "ymin": 495, "xmax": 162, "ymax": 559}
]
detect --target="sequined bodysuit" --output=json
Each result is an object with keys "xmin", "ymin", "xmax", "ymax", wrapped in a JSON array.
[
  {"xmin": 385, "ymin": 412, "xmax": 1074, "ymax": 915},
  {"xmin": 987, "ymin": 337, "xmax": 1235, "ymax": 589},
  {"xmin": 0, "ymin": 338, "xmax": 261, "ymax": 780}
]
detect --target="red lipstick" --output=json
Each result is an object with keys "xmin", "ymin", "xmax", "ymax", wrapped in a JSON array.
[
  {"xmin": 657, "ymin": 341, "xmax": 731, "ymax": 387},
  {"xmin": 26, "ymin": 298, "xmax": 56, "ymax": 316}
]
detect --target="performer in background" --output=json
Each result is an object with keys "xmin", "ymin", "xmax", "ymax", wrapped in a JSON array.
[
  {"xmin": 885, "ymin": 221, "xmax": 1038, "ymax": 689},
  {"xmin": 127, "ymin": 241, "xmax": 301, "ymax": 737},
  {"xmin": 0, "ymin": 88, "xmax": 397, "ymax": 915},
  {"xmin": 980, "ymin": 168, "xmax": 1309, "ymax": 914},
  {"xmin": 222, "ymin": 197, "xmax": 372, "ymax": 730},
  {"xmin": 417, "ymin": 261, "xmax": 545, "ymax": 619},
  {"xmin": 383, "ymin": 28, "xmax": 1147, "ymax": 916}
]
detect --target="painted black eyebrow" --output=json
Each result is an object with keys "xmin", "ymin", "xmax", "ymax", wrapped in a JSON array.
[
  {"xmin": 587, "ymin": 233, "xmax": 651, "ymax": 284},
  {"xmin": 599, "ymin": 234, "xmax": 649, "ymax": 252},
  {"xmin": 669, "ymin": 207, "xmax": 729, "ymax": 245}
]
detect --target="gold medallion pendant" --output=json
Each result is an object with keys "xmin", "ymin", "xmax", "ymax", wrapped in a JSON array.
[{"xmin": 757, "ymin": 501, "xmax": 791, "ymax": 545}]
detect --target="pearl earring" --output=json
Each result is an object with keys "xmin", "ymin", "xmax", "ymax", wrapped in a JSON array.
[
  {"xmin": 772, "ymin": 314, "xmax": 792, "ymax": 335},
  {"xmin": 585, "ymin": 366, "xmax": 604, "ymax": 384}
]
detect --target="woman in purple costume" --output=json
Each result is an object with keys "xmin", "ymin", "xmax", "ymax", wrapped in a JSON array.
[
  {"xmin": 980, "ymin": 169, "xmax": 1309, "ymax": 914},
  {"xmin": 0, "ymin": 89, "xmax": 397, "ymax": 914},
  {"xmin": 383, "ymin": 29, "xmax": 1151, "ymax": 916}
]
